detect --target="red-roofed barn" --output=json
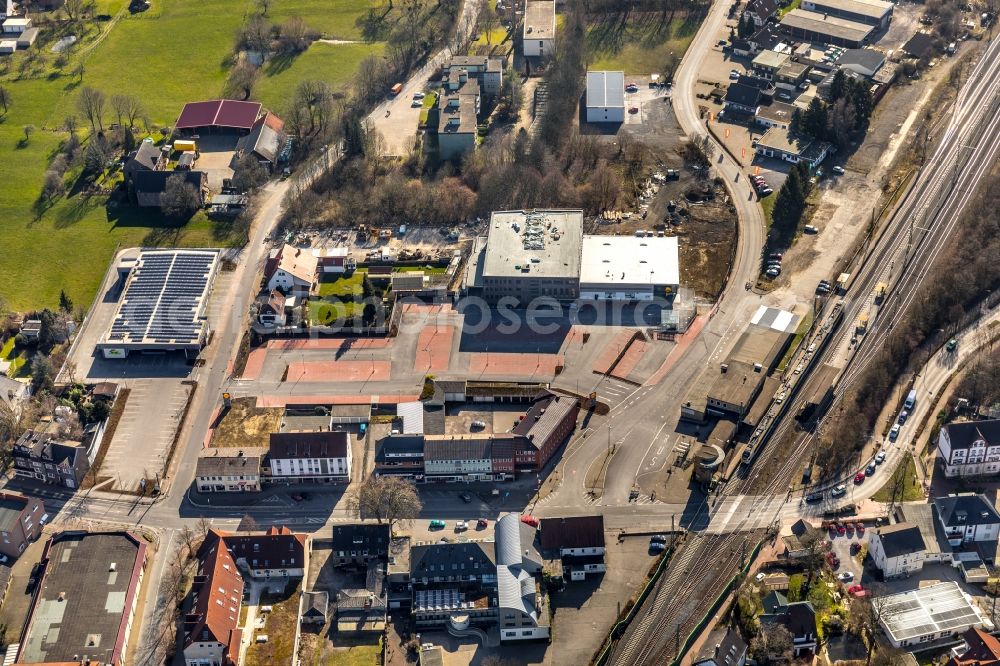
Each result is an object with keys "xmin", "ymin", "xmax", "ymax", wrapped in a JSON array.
[{"xmin": 175, "ymin": 99, "xmax": 263, "ymax": 135}]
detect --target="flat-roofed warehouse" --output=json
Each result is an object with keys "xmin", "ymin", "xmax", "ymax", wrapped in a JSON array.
[
  {"xmin": 779, "ymin": 9, "xmax": 875, "ymax": 48},
  {"xmin": 801, "ymin": 0, "xmax": 893, "ymax": 28},
  {"xmin": 17, "ymin": 531, "xmax": 147, "ymax": 666},
  {"xmin": 579, "ymin": 235, "xmax": 679, "ymax": 301},
  {"xmin": 585, "ymin": 71, "xmax": 626, "ymax": 123},
  {"xmin": 97, "ymin": 249, "xmax": 220, "ymax": 359},
  {"xmin": 471, "ymin": 210, "xmax": 584, "ymax": 303}
]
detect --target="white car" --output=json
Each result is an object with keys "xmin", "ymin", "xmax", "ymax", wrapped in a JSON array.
[
  {"xmin": 875, "ymin": 450, "xmax": 887, "ymax": 464},
  {"xmin": 730, "ymin": 69, "xmax": 741, "ymax": 79},
  {"xmin": 455, "ymin": 521, "xmax": 468, "ymax": 531},
  {"xmin": 413, "ymin": 91, "xmax": 426, "ymax": 99},
  {"xmin": 831, "ymin": 484, "xmax": 847, "ymax": 497},
  {"xmin": 832, "ymin": 165, "xmax": 845, "ymax": 175},
  {"xmin": 838, "ymin": 571, "xmax": 855, "ymax": 583}
]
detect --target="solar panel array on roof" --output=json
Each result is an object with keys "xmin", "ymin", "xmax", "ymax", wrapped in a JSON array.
[
  {"xmin": 106, "ymin": 250, "xmax": 218, "ymax": 346},
  {"xmin": 881, "ymin": 582, "xmax": 984, "ymax": 643}
]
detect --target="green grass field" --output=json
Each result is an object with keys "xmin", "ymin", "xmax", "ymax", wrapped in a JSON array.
[
  {"xmin": 587, "ymin": 12, "xmax": 702, "ymax": 74},
  {"xmin": 320, "ymin": 644, "xmax": 381, "ymax": 666},
  {"xmin": 872, "ymin": 455, "xmax": 924, "ymax": 502},
  {"xmin": 1, "ymin": 337, "xmax": 29, "ymax": 377},
  {"xmin": 308, "ymin": 299, "xmax": 364, "ymax": 324},
  {"xmin": 316, "ymin": 271, "xmax": 366, "ymax": 298},
  {"xmin": 0, "ymin": 0, "xmax": 379, "ymax": 311}
]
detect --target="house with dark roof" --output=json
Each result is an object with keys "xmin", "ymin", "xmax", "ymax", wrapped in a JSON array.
[
  {"xmin": 540, "ymin": 515, "xmax": 606, "ymax": 580},
  {"xmin": 901, "ymin": 31, "xmax": 936, "ymax": 59},
  {"xmin": 724, "ymin": 82, "xmax": 763, "ymax": 115},
  {"xmin": 510, "ymin": 390, "xmax": 579, "ymax": 470},
  {"xmin": 0, "ymin": 491, "xmax": 44, "ymax": 560},
  {"xmin": 732, "ymin": 25, "xmax": 784, "ymax": 57},
  {"xmin": 123, "ymin": 141, "xmax": 164, "ymax": 185},
  {"xmin": 693, "ymin": 627, "xmax": 748, "ymax": 666},
  {"xmin": 374, "ymin": 435, "xmax": 425, "ymax": 480},
  {"xmin": 12, "ymin": 429, "xmax": 91, "ymax": 489},
  {"xmin": 423, "ymin": 435, "xmax": 495, "ymax": 481},
  {"xmin": 335, "ymin": 561, "xmax": 387, "ymax": 633},
  {"xmin": 938, "ymin": 419, "xmax": 1000, "ymax": 477},
  {"xmin": 268, "ymin": 431, "xmax": 352, "ymax": 484},
  {"xmin": 933, "ymin": 493, "xmax": 1000, "ymax": 546},
  {"xmin": 745, "ymin": 0, "xmax": 780, "ymax": 26},
  {"xmin": 948, "ymin": 627, "xmax": 1000, "ymax": 666},
  {"xmin": 760, "ymin": 591, "xmax": 818, "ymax": 656},
  {"xmin": 868, "ymin": 523, "xmax": 926, "ymax": 578},
  {"xmin": 302, "ymin": 590, "xmax": 329, "ymax": 626},
  {"xmin": 836, "ymin": 48, "xmax": 886, "ymax": 77},
  {"xmin": 183, "ymin": 531, "xmax": 244, "ymax": 666},
  {"xmin": 194, "ymin": 447, "xmax": 266, "ymax": 492},
  {"xmin": 133, "ymin": 169, "xmax": 207, "ymax": 208},
  {"xmin": 331, "ymin": 523, "xmax": 391, "ymax": 568},
  {"xmin": 216, "ymin": 525, "xmax": 307, "ymax": 579},
  {"xmin": 410, "ymin": 540, "xmax": 497, "ymax": 627}
]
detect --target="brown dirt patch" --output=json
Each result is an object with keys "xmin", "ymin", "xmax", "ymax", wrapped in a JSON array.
[{"xmin": 211, "ymin": 397, "xmax": 283, "ymax": 448}]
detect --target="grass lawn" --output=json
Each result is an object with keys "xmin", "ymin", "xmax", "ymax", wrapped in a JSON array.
[
  {"xmin": 321, "ymin": 644, "xmax": 382, "ymax": 666},
  {"xmin": 1, "ymin": 338, "xmax": 29, "ymax": 378},
  {"xmin": 872, "ymin": 454, "xmax": 924, "ymax": 502},
  {"xmin": 267, "ymin": 0, "xmax": 371, "ymax": 40},
  {"xmin": 316, "ymin": 272, "xmax": 365, "ymax": 298},
  {"xmin": 779, "ymin": 0, "xmax": 803, "ymax": 17},
  {"xmin": 760, "ymin": 192, "xmax": 776, "ymax": 226},
  {"xmin": 256, "ymin": 42, "xmax": 384, "ymax": 117},
  {"xmin": 245, "ymin": 582, "xmax": 300, "ymax": 666},
  {"xmin": 393, "ymin": 265, "xmax": 446, "ymax": 274},
  {"xmin": 777, "ymin": 310, "xmax": 813, "ymax": 371},
  {"xmin": 210, "ymin": 397, "xmax": 283, "ymax": 448},
  {"xmin": 587, "ymin": 12, "xmax": 702, "ymax": 74},
  {"xmin": 0, "ymin": 0, "xmax": 377, "ymax": 312},
  {"xmin": 308, "ymin": 299, "xmax": 364, "ymax": 325}
]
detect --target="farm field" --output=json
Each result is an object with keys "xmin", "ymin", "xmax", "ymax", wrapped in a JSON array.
[
  {"xmin": 0, "ymin": 0, "xmax": 382, "ymax": 311},
  {"xmin": 586, "ymin": 11, "xmax": 702, "ymax": 74}
]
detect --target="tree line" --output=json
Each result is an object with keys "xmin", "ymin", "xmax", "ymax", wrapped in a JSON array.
[{"xmin": 793, "ymin": 70, "xmax": 873, "ymax": 149}]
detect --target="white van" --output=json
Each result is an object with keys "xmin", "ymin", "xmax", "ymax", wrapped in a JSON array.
[
  {"xmin": 256, "ymin": 635, "xmax": 269, "ymax": 643},
  {"xmin": 260, "ymin": 605, "xmax": 273, "ymax": 613}
]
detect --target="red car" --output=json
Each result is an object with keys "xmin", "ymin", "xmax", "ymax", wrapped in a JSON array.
[
  {"xmin": 848, "ymin": 584, "xmax": 866, "ymax": 597},
  {"xmin": 476, "ymin": 518, "xmax": 489, "ymax": 529},
  {"xmin": 520, "ymin": 515, "xmax": 539, "ymax": 527},
  {"xmin": 837, "ymin": 523, "xmax": 846, "ymax": 536},
  {"xmin": 856, "ymin": 523, "xmax": 865, "ymax": 535},
  {"xmin": 854, "ymin": 471, "xmax": 866, "ymax": 484}
]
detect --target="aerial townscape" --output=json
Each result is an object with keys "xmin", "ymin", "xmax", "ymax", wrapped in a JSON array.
[{"xmin": 1, "ymin": 0, "xmax": 1000, "ymax": 664}]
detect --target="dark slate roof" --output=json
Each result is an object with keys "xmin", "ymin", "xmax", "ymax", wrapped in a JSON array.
[
  {"xmin": 423, "ymin": 435, "xmax": 493, "ymax": 462},
  {"xmin": 783, "ymin": 602, "xmax": 816, "ymax": 637},
  {"xmin": 375, "ymin": 435, "xmax": 425, "ymax": 462},
  {"xmin": 725, "ymin": 82, "xmax": 762, "ymax": 108},
  {"xmin": 746, "ymin": 0, "xmax": 779, "ymax": 18},
  {"xmin": 762, "ymin": 590, "xmax": 788, "ymax": 614},
  {"xmin": 873, "ymin": 523, "xmax": 925, "ymax": 558},
  {"xmin": 220, "ymin": 526, "xmax": 307, "ymax": 570},
  {"xmin": 332, "ymin": 523, "xmax": 391, "ymax": 557},
  {"xmin": 539, "ymin": 516, "xmax": 605, "ymax": 551},
  {"xmin": 410, "ymin": 541, "xmax": 495, "ymax": 575},
  {"xmin": 303, "ymin": 590, "xmax": 328, "ymax": 617},
  {"xmin": 902, "ymin": 32, "xmax": 936, "ymax": 58},
  {"xmin": 750, "ymin": 25, "xmax": 783, "ymax": 50},
  {"xmin": 13, "ymin": 429, "xmax": 85, "ymax": 468},
  {"xmin": 511, "ymin": 391, "xmax": 578, "ymax": 451},
  {"xmin": 943, "ymin": 420, "xmax": 1000, "ymax": 450},
  {"xmin": 134, "ymin": 169, "xmax": 205, "ymax": 194},
  {"xmin": 934, "ymin": 494, "xmax": 1000, "ymax": 528},
  {"xmin": 738, "ymin": 74, "xmax": 775, "ymax": 91},
  {"xmin": 836, "ymin": 48, "xmax": 886, "ymax": 72},
  {"xmin": 694, "ymin": 627, "xmax": 748, "ymax": 666},
  {"xmin": 269, "ymin": 431, "xmax": 349, "ymax": 459}
]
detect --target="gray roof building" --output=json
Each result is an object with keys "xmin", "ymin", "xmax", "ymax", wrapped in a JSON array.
[
  {"xmin": 481, "ymin": 210, "xmax": 583, "ymax": 281},
  {"xmin": 941, "ymin": 420, "xmax": 1000, "ymax": 450},
  {"xmin": 934, "ymin": 494, "xmax": 1000, "ymax": 529},
  {"xmin": 872, "ymin": 523, "xmax": 926, "ymax": 558},
  {"xmin": 194, "ymin": 448, "xmax": 266, "ymax": 478},
  {"xmin": 586, "ymin": 70, "xmax": 625, "ymax": 109}
]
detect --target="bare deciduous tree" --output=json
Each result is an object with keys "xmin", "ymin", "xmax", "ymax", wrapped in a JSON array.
[
  {"xmin": 77, "ymin": 87, "xmax": 105, "ymax": 133},
  {"xmin": 347, "ymin": 476, "xmax": 422, "ymax": 532}
]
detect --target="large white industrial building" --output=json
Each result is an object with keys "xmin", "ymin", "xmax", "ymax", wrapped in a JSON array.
[
  {"xmin": 585, "ymin": 71, "xmax": 626, "ymax": 123},
  {"xmin": 579, "ymin": 235, "xmax": 679, "ymax": 301}
]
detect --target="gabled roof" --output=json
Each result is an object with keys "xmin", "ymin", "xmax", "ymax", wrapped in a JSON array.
[
  {"xmin": 949, "ymin": 627, "xmax": 1000, "ymax": 666},
  {"xmin": 133, "ymin": 169, "xmax": 205, "ymax": 195},
  {"xmin": 185, "ymin": 531, "xmax": 244, "ymax": 660},
  {"xmin": 258, "ymin": 289, "xmax": 286, "ymax": 315},
  {"xmin": 0, "ymin": 492, "xmax": 34, "ymax": 534},
  {"xmin": 694, "ymin": 627, "xmax": 748, "ymax": 666},
  {"xmin": 410, "ymin": 540, "xmax": 495, "ymax": 575},
  {"xmin": 746, "ymin": 0, "xmax": 779, "ymax": 18},
  {"xmin": 873, "ymin": 523, "xmax": 925, "ymax": 558},
  {"xmin": 495, "ymin": 514, "xmax": 541, "ymax": 621},
  {"xmin": 934, "ymin": 494, "xmax": 1000, "ymax": 528},
  {"xmin": 423, "ymin": 435, "xmax": 494, "ymax": 461},
  {"xmin": 126, "ymin": 141, "xmax": 161, "ymax": 173},
  {"xmin": 269, "ymin": 244, "xmax": 319, "ymax": 284},
  {"xmin": 725, "ymin": 82, "xmax": 762, "ymax": 108},
  {"xmin": 216, "ymin": 525, "xmax": 307, "ymax": 570},
  {"xmin": 269, "ymin": 431, "xmax": 349, "ymax": 459},
  {"xmin": 901, "ymin": 31, "xmax": 936, "ymax": 58},
  {"xmin": 942, "ymin": 420, "xmax": 1000, "ymax": 451},
  {"xmin": 511, "ymin": 390, "xmax": 579, "ymax": 450},
  {"xmin": 836, "ymin": 47, "xmax": 886, "ymax": 72},
  {"xmin": 175, "ymin": 99, "xmax": 262, "ymax": 130},
  {"xmin": 539, "ymin": 515, "xmax": 605, "ymax": 551},
  {"xmin": 303, "ymin": 591, "xmax": 329, "ymax": 617},
  {"xmin": 238, "ymin": 115, "xmax": 283, "ymax": 163}
]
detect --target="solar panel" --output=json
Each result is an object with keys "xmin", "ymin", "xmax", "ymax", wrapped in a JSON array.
[{"xmin": 105, "ymin": 250, "xmax": 218, "ymax": 349}]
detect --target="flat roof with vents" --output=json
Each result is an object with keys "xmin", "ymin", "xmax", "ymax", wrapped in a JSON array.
[
  {"xmin": 98, "ymin": 249, "xmax": 220, "ymax": 357},
  {"xmin": 481, "ymin": 210, "xmax": 584, "ymax": 280},
  {"xmin": 879, "ymin": 582, "xmax": 986, "ymax": 647},
  {"xmin": 579, "ymin": 235, "xmax": 680, "ymax": 289}
]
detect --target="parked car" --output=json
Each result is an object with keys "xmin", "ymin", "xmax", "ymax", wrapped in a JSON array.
[
  {"xmin": 889, "ymin": 423, "xmax": 901, "ymax": 441},
  {"xmin": 629, "ymin": 106, "xmax": 639, "ymax": 114},
  {"xmin": 520, "ymin": 515, "xmax": 539, "ymax": 527},
  {"xmin": 832, "ymin": 165, "xmax": 845, "ymax": 175},
  {"xmin": 768, "ymin": 252, "xmax": 783, "ymax": 260},
  {"xmin": 831, "ymin": 484, "xmax": 846, "ymax": 497},
  {"xmin": 898, "ymin": 410, "xmax": 909, "ymax": 425},
  {"xmin": 848, "ymin": 584, "xmax": 866, "ymax": 597},
  {"xmin": 759, "ymin": 187, "xmax": 774, "ymax": 196},
  {"xmin": 804, "ymin": 225, "xmax": 819, "ymax": 233},
  {"xmin": 730, "ymin": 69, "xmax": 740, "ymax": 79},
  {"xmin": 650, "ymin": 534, "xmax": 668, "ymax": 544},
  {"xmin": 459, "ymin": 492, "xmax": 473, "ymax": 503},
  {"xmin": 455, "ymin": 520, "xmax": 468, "ymax": 531},
  {"xmin": 411, "ymin": 99, "xmax": 423, "ymax": 107},
  {"xmin": 837, "ymin": 571, "xmax": 855, "ymax": 582},
  {"xmin": 413, "ymin": 91, "xmax": 426, "ymax": 99},
  {"xmin": 875, "ymin": 450, "xmax": 887, "ymax": 464},
  {"xmin": 856, "ymin": 523, "xmax": 865, "ymax": 535},
  {"xmin": 429, "ymin": 520, "xmax": 446, "ymax": 529},
  {"xmin": 476, "ymin": 518, "xmax": 489, "ymax": 529},
  {"xmin": 626, "ymin": 82, "xmax": 639, "ymax": 92},
  {"xmin": 805, "ymin": 493, "xmax": 823, "ymax": 503},
  {"xmin": 865, "ymin": 463, "xmax": 876, "ymax": 476},
  {"xmin": 649, "ymin": 541, "xmax": 666, "ymax": 554},
  {"xmin": 766, "ymin": 267, "xmax": 781, "ymax": 278},
  {"xmin": 854, "ymin": 471, "xmax": 866, "ymax": 484}
]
